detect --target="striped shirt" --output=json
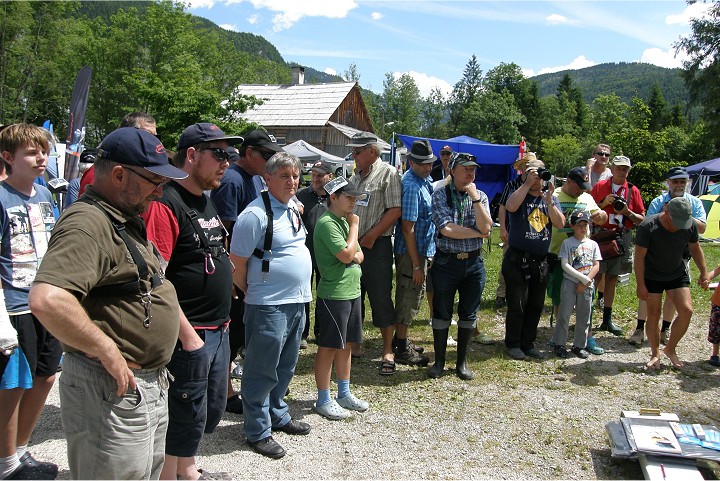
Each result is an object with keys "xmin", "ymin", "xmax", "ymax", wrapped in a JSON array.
[
  {"xmin": 431, "ymin": 182, "xmax": 489, "ymax": 254},
  {"xmin": 349, "ymin": 159, "xmax": 401, "ymax": 238}
]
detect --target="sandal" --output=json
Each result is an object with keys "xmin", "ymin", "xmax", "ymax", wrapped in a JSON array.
[
  {"xmin": 379, "ymin": 359, "xmax": 396, "ymax": 376},
  {"xmin": 313, "ymin": 399, "xmax": 351, "ymax": 420}
]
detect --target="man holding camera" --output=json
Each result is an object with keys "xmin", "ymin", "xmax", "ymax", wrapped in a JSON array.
[
  {"xmin": 503, "ymin": 155, "xmax": 565, "ymax": 360},
  {"xmin": 590, "ymin": 155, "xmax": 645, "ymax": 337}
]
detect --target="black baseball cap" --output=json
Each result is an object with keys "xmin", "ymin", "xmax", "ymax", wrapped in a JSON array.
[
  {"xmin": 240, "ymin": 130, "xmax": 284, "ymax": 152},
  {"xmin": 177, "ymin": 122, "xmax": 244, "ymax": 150},
  {"xmin": 98, "ymin": 127, "xmax": 187, "ymax": 179},
  {"xmin": 567, "ymin": 166, "xmax": 591, "ymax": 191}
]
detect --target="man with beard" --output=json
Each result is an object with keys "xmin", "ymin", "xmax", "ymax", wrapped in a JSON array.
[
  {"xmin": 629, "ymin": 166, "xmax": 706, "ymax": 347},
  {"xmin": 144, "ymin": 123, "xmax": 242, "ymax": 480},
  {"xmin": 28, "ymin": 127, "xmax": 188, "ymax": 479}
]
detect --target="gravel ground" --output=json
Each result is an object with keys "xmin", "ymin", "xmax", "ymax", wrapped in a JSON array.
[{"xmin": 28, "ymin": 307, "xmax": 720, "ymax": 480}]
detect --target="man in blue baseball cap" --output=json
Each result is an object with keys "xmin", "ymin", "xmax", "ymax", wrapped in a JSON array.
[{"xmin": 29, "ymin": 127, "xmax": 188, "ymax": 479}]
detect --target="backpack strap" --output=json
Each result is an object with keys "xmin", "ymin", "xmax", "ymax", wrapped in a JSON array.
[{"xmin": 252, "ymin": 190, "xmax": 274, "ymax": 280}]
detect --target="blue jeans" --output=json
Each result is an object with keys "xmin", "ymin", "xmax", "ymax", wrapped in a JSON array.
[
  {"xmin": 242, "ymin": 303, "xmax": 305, "ymax": 442},
  {"xmin": 430, "ymin": 252, "xmax": 486, "ymax": 329},
  {"xmin": 165, "ymin": 326, "xmax": 230, "ymax": 457}
]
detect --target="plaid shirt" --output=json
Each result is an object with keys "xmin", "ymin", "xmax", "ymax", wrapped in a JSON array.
[
  {"xmin": 394, "ymin": 169, "xmax": 436, "ymax": 257},
  {"xmin": 349, "ymin": 159, "xmax": 401, "ymax": 238},
  {"xmin": 431, "ymin": 181, "xmax": 489, "ymax": 254}
]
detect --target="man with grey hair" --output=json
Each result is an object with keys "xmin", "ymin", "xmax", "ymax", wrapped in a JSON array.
[
  {"xmin": 229, "ymin": 152, "xmax": 312, "ymax": 459},
  {"xmin": 347, "ymin": 132, "xmax": 402, "ymax": 375}
]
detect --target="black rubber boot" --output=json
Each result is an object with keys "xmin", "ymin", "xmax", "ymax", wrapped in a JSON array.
[
  {"xmin": 428, "ymin": 328, "xmax": 449, "ymax": 378},
  {"xmin": 455, "ymin": 327, "xmax": 474, "ymax": 380}
]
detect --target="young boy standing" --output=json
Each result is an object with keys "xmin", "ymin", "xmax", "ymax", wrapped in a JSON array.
[
  {"xmin": 0, "ymin": 123, "xmax": 60, "ymax": 479},
  {"xmin": 312, "ymin": 177, "xmax": 369, "ymax": 420},
  {"xmin": 552, "ymin": 211, "xmax": 601, "ymax": 359}
]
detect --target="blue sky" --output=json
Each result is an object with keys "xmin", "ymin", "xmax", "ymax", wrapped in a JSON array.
[{"xmin": 186, "ymin": 0, "xmax": 711, "ymax": 97}]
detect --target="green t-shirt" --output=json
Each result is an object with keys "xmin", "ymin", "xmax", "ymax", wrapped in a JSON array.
[
  {"xmin": 314, "ymin": 211, "xmax": 362, "ymax": 300},
  {"xmin": 549, "ymin": 191, "xmax": 600, "ymax": 255}
]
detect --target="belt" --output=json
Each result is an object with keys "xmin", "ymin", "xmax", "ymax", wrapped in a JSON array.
[
  {"xmin": 509, "ymin": 246, "xmax": 547, "ymax": 261},
  {"xmin": 438, "ymin": 249, "xmax": 480, "ymax": 260}
]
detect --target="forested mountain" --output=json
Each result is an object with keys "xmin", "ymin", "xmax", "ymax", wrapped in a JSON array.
[{"xmin": 532, "ymin": 63, "xmax": 688, "ymax": 106}]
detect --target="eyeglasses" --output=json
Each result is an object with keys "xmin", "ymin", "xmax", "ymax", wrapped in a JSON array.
[
  {"xmin": 594, "ymin": 151, "xmax": 610, "ymax": 157},
  {"xmin": 440, "ymin": 151, "xmax": 452, "ymax": 156},
  {"xmin": 126, "ymin": 167, "xmax": 169, "ymax": 189},
  {"xmin": 287, "ymin": 206, "xmax": 305, "ymax": 236},
  {"xmin": 252, "ymin": 148, "xmax": 275, "ymax": 161},
  {"xmin": 198, "ymin": 147, "xmax": 230, "ymax": 162},
  {"xmin": 351, "ymin": 148, "xmax": 365, "ymax": 156}
]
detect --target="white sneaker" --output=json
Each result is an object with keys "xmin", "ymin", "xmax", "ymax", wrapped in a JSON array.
[{"xmin": 447, "ymin": 335, "xmax": 458, "ymax": 346}]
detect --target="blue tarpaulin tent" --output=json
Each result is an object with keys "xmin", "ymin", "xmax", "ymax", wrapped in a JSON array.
[
  {"xmin": 396, "ymin": 134, "xmax": 519, "ymax": 202},
  {"xmin": 686, "ymin": 157, "xmax": 720, "ymax": 195}
]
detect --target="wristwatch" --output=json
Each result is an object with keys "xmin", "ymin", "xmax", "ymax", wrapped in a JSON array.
[
  {"xmin": 413, "ymin": 265, "xmax": 422, "ymax": 271},
  {"xmin": 471, "ymin": 199, "xmax": 481, "ymax": 204}
]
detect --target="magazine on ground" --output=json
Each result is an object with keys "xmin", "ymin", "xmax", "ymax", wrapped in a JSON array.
[{"xmin": 629, "ymin": 423, "xmax": 682, "ymax": 455}]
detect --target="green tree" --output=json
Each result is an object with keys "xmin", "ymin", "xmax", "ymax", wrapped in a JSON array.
[
  {"xmin": 421, "ymin": 87, "xmax": 447, "ymax": 139},
  {"xmin": 589, "ymin": 94, "xmax": 629, "ymax": 142},
  {"xmin": 381, "ymin": 72, "xmax": 422, "ymax": 137},
  {"xmin": 344, "ymin": 63, "xmax": 360, "ymax": 82},
  {"xmin": 541, "ymin": 134, "xmax": 583, "ymax": 176},
  {"xmin": 448, "ymin": 54, "xmax": 483, "ymax": 133},
  {"xmin": 459, "ymin": 90, "xmax": 524, "ymax": 144},
  {"xmin": 647, "ymin": 82, "xmax": 670, "ymax": 131}
]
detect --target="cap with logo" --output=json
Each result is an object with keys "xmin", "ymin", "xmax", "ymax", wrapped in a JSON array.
[
  {"xmin": 666, "ymin": 166, "xmax": 689, "ymax": 180},
  {"xmin": 570, "ymin": 210, "xmax": 590, "ymax": 226},
  {"xmin": 240, "ymin": 130, "xmax": 284, "ymax": 152},
  {"xmin": 449, "ymin": 152, "xmax": 480, "ymax": 169},
  {"xmin": 98, "ymin": 127, "xmax": 187, "ymax": 179},
  {"xmin": 323, "ymin": 177, "xmax": 367, "ymax": 200},
  {"xmin": 611, "ymin": 155, "xmax": 631, "ymax": 167},
  {"xmin": 177, "ymin": 122, "xmax": 244, "ymax": 150},
  {"xmin": 311, "ymin": 161, "xmax": 333, "ymax": 175},
  {"xmin": 407, "ymin": 139, "xmax": 436, "ymax": 164},
  {"xmin": 346, "ymin": 132, "xmax": 378, "ymax": 148},
  {"xmin": 567, "ymin": 166, "xmax": 591, "ymax": 191},
  {"xmin": 79, "ymin": 148, "xmax": 98, "ymax": 164},
  {"xmin": 666, "ymin": 197, "xmax": 693, "ymax": 230}
]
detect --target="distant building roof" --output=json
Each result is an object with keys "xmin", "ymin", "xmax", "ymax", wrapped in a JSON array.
[{"xmin": 235, "ymin": 82, "xmax": 358, "ymax": 127}]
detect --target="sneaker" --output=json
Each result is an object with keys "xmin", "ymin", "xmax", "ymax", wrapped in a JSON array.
[
  {"xmin": 628, "ymin": 328, "xmax": 645, "ymax": 346},
  {"xmin": 571, "ymin": 346, "xmax": 590, "ymax": 359},
  {"xmin": 313, "ymin": 400, "xmax": 351, "ymax": 420},
  {"xmin": 299, "ymin": 339, "xmax": 308, "ymax": 349},
  {"xmin": 554, "ymin": 345, "xmax": 571, "ymax": 358},
  {"xmin": 523, "ymin": 348, "xmax": 544, "ymax": 359},
  {"xmin": 660, "ymin": 330, "xmax": 668, "ymax": 345},
  {"xmin": 231, "ymin": 363, "xmax": 243, "ymax": 379},
  {"xmin": 507, "ymin": 347, "xmax": 527, "ymax": 360},
  {"xmin": 494, "ymin": 297, "xmax": 506, "ymax": 309},
  {"xmin": 586, "ymin": 336, "xmax": 604, "ymax": 355},
  {"xmin": 336, "ymin": 393, "xmax": 369, "ymax": 412},
  {"xmin": 446, "ymin": 336, "xmax": 458, "ymax": 347},
  {"xmin": 394, "ymin": 346, "xmax": 430, "ymax": 366},
  {"xmin": 709, "ymin": 355, "xmax": 720, "ymax": 367}
]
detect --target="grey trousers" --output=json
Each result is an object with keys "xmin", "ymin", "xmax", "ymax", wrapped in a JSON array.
[
  {"xmin": 551, "ymin": 278, "xmax": 594, "ymax": 349},
  {"xmin": 60, "ymin": 353, "xmax": 169, "ymax": 480}
]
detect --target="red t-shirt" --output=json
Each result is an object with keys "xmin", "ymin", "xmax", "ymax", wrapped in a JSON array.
[
  {"xmin": 79, "ymin": 165, "xmax": 95, "ymax": 196},
  {"xmin": 590, "ymin": 179, "xmax": 645, "ymax": 230}
]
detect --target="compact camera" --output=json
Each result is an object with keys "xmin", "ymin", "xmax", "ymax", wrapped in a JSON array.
[
  {"xmin": 612, "ymin": 197, "xmax": 626, "ymax": 211},
  {"xmin": 536, "ymin": 168, "xmax": 552, "ymax": 181}
]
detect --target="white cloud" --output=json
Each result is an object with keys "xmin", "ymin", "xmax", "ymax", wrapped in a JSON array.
[
  {"xmin": 534, "ymin": 55, "xmax": 596, "ymax": 75},
  {"xmin": 546, "ymin": 13, "xmax": 569, "ymax": 25},
  {"xmin": 640, "ymin": 47, "xmax": 689, "ymax": 69},
  {"xmin": 242, "ymin": 0, "xmax": 358, "ymax": 31},
  {"xmin": 521, "ymin": 67, "xmax": 536, "ymax": 78},
  {"xmin": 371, "ymin": 12, "xmax": 383, "ymax": 21},
  {"xmin": 219, "ymin": 23, "xmax": 238, "ymax": 31},
  {"xmin": 185, "ymin": 0, "xmax": 216, "ymax": 8},
  {"xmin": 393, "ymin": 71, "xmax": 452, "ymax": 98},
  {"xmin": 324, "ymin": 67, "xmax": 337, "ymax": 76},
  {"xmin": 247, "ymin": 14, "xmax": 258, "ymax": 25},
  {"xmin": 666, "ymin": 2, "xmax": 713, "ymax": 25}
]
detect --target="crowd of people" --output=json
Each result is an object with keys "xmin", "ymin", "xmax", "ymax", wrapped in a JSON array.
[{"xmin": 0, "ymin": 116, "xmax": 716, "ymax": 479}]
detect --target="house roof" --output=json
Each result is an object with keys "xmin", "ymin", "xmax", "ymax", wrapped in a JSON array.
[{"xmin": 235, "ymin": 82, "xmax": 358, "ymax": 127}]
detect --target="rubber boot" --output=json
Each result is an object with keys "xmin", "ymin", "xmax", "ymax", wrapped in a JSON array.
[
  {"xmin": 428, "ymin": 328, "xmax": 449, "ymax": 378},
  {"xmin": 599, "ymin": 320, "xmax": 623, "ymax": 336},
  {"xmin": 455, "ymin": 327, "xmax": 474, "ymax": 380}
]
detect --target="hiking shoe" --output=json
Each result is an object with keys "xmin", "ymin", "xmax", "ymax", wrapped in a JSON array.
[
  {"xmin": 598, "ymin": 321, "xmax": 623, "ymax": 336},
  {"xmin": 554, "ymin": 345, "xmax": 571, "ymax": 358},
  {"xmin": 446, "ymin": 336, "xmax": 458, "ymax": 347},
  {"xmin": 313, "ymin": 400, "xmax": 351, "ymax": 420},
  {"xmin": 523, "ymin": 348, "xmax": 544, "ymax": 359},
  {"xmin": 494, "ymin": 297, "xmax": 506, "ymax": 308},
  {"xmin": 394, "ymin": 346, "xmax": 430, "ymax": 366},
  {"xmin": 661, "ymin": 330, "xmax": 669, "ymax": 345},
  {"xmin": 507, "ymin": 347, "xmax": 527, "ymax": 360},
  {"xmin": 247, "ymin": 436, "xmax": 285, "ymax": 459},
  {"xmin": 571, "ymin": 346, "xmax": 590, "ymax": 359},
  {"xmin": 709, "ymin": 355, "xmax": 720, "ymax": 367},
  {"xmin": 392, "ymin": 338, "xmax": 424, "ymax": 354},
  {"xmin": 628, "ymin": 328, "xmax": 645, "ymax": 346},
  {"xmin": 586, "ymin": 336, "xmax": 604, "ymax": 355},
  {"xmin": 225, "ymin": 394, "xmax": 244, "ymax": 414},
  {"xmin": 336, "ymin": 393, "xmax": 369, "ymax": 412}
]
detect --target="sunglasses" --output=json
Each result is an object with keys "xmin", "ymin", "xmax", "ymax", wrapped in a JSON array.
[
  {"xmin": 440, "ymin": 151, "xmax": 452, "ymax": 156},
  {"xmin": 198, "ymin": 147, "xmax": 230, "ymax": 162},
  {"xmin": 351, "ymin": 148, "xmax": 365, "ymax": 156},
  {"xmin": 252, "ymin": 148, "xmax": 275, "ymax": 161},
  {"xmin": 594, "ymin": 151, "xmax": 610, "ymax": 157},
  {"xmin": 126, "ymin": 167, "xmax": 169, "ymax": 189}
]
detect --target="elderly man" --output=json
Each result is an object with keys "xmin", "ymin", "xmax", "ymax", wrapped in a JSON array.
[
  {"xmin": 430, "ymin": 144, "xmax": 452, "ymax": 182},
  {"xmin": 347, "ymin": 132, "xmax": 402, "ymax": 374},
  {"xmin": 503, "ymin": 155, "xmax": 565, "ymax": 360},
  {"xmin": 585, "ymin": 143, "xmax": 612, "ymax": 188},
  {"xmin": 143, "ymin": 122, "xmax": 242, "ymax": 480},
  {"xmin": 635, "ymin": 197, "xmax": 708, "ymax": 369},
  {"xmin": 28, "ymin": 127, "xmax": 188, "ymax": 479},
  {"xmin": 547, "ymin": 166, "xmax": 607, "ymax": 354},
  {"xmin": 629, "ymin": 166, "xmax": 707, "ymax": 346},
  {"xmin": 428, "ymin": 153, "xmax": 493, "ymax": 379},
  {"xmin": 590, "ymin": 155, "xmax": 645, "ymax": 337},
  {"xmin": 229, "ymin": 152, "xmax": 312, "ymax": 459}
]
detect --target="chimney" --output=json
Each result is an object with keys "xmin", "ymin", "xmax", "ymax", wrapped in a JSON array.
[{"xmin": 291, "ymin": 65, "xmax": 305, "ymax": 85}]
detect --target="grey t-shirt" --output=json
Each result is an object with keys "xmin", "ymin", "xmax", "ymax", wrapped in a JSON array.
[
  {"xmin": 634, "ymin": 214, "xmax": 698, "ymax": 281},
  {"xmin": 559, "ymin": 236, "xmax": 602, "ymax": 284}
]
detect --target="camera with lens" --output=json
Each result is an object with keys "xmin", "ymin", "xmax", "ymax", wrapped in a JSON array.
[
  {"xmin": 612, "ymin": 197, "xmax": 626, "ymax": 211},
  {"xmin": 536, "ymin": 168, "xmax": 552, "ymax": 181}
]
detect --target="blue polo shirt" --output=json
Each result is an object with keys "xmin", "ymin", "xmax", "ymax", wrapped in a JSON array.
[{"xmin": 394, "ymin": 169, "xmax": 436, "ymax": 257}]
